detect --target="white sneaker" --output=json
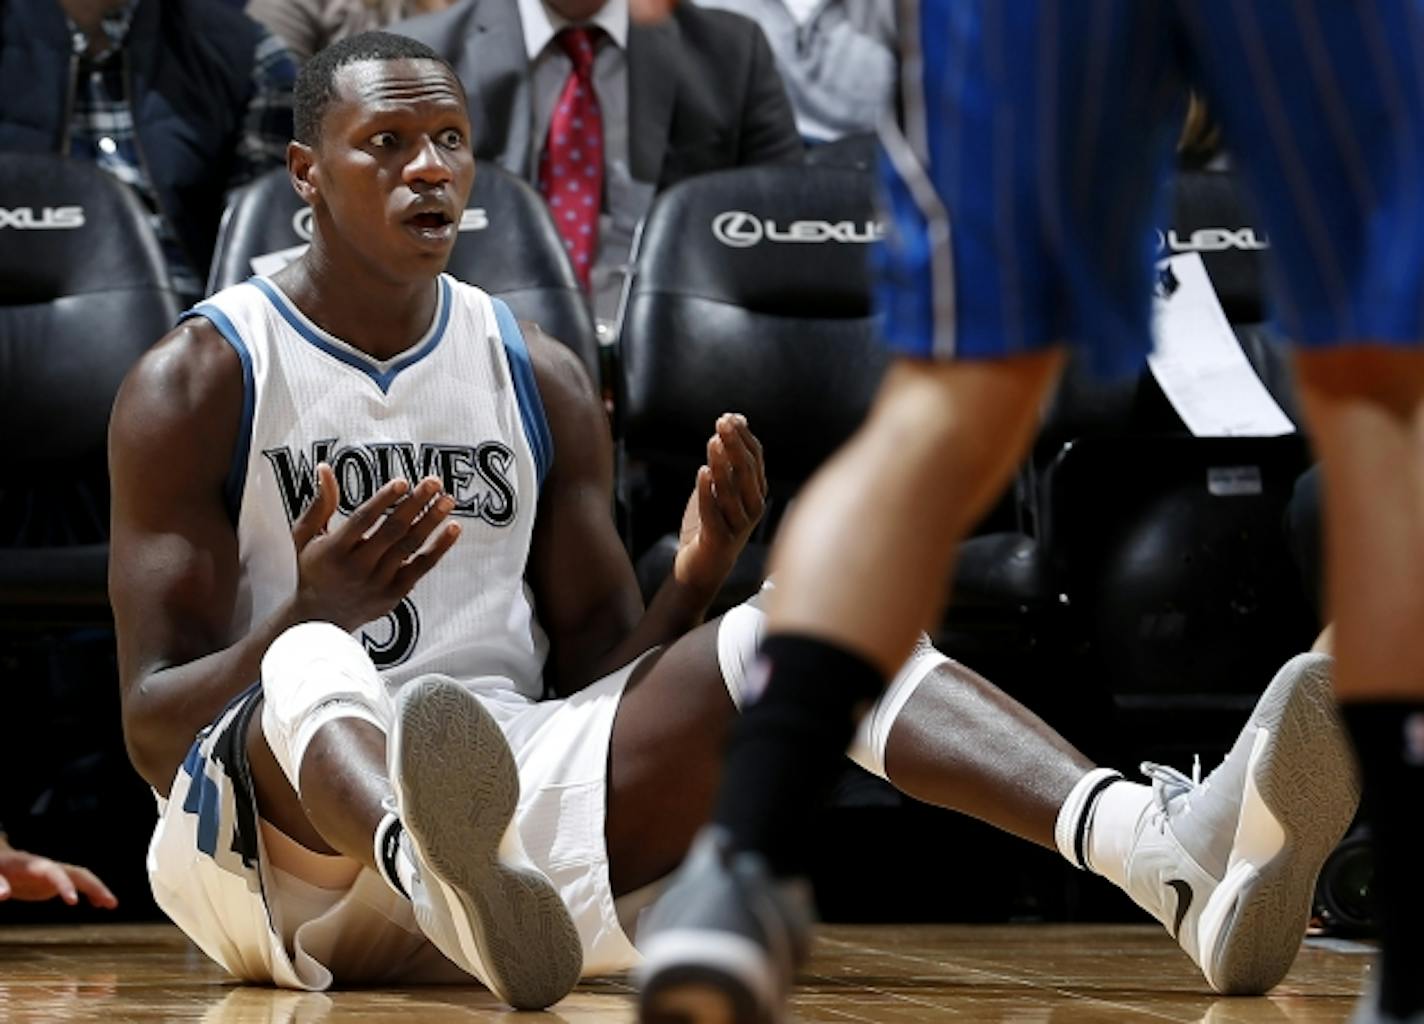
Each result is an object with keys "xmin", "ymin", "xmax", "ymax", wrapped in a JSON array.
[
  {"xmin": 1119, "ymin": 652, "xmax": 1360, "ymax": 994},
  {"xmin": 389, "ymin": 675, "xmax": 583, "ymax": 1009}
]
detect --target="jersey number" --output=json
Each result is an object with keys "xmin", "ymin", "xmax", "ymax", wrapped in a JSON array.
[{"xmin": 362, "ymin": 597, "xmax": 421, "ymax": 669}]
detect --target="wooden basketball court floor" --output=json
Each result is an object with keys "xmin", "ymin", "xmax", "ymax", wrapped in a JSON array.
[{"xmin": 0, "ymin": 922, "xmax": 1372, "ymax": 1023}]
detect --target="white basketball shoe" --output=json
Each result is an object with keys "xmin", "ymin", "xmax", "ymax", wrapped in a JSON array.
[
  {"xmin": 1114, "ymin": 652, "xmax": 1360, "ymax": 994},
  {"xmin": 389, "ymin": 675, "xmax": 583, "ymax": 1009}
]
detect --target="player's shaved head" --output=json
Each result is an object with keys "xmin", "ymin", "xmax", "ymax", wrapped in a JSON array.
[{"xmin": 294, "ymin": 31, "xmax": 464, "ymax": 146}]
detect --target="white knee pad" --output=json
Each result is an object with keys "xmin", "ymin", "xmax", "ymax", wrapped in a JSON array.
[
  {"xmin": 259, "ymin": 621, "xmax": 394, "ymax": 796},
  {"xmin": 715, "ymin": 600, "xmax": 949, "ymax": 779},
  {"xmin": 847, "ymin": 635, "xmax": 948, "ymax": 780},
  {"xmin": 716, "ymin": 602, "xmax": 770, "ymax": 711}
]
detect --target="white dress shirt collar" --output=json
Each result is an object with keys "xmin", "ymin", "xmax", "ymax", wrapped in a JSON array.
[{"xmin": 517, "ymin": 0, "xmax": 629, "ymax": 60}]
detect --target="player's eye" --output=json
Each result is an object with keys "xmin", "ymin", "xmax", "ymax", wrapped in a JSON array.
[
  {"xmin": 369, "ymin": 131, "xmax": 398, "ymax": 149},
  {"xmin": 438, "ymin": 128, "xmax": 465, "ymax": 149}
]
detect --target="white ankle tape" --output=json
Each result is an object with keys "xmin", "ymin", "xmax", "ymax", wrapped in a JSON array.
[{"xmin": 1055, "ymin": 768, "xmax": 1125, "ymax": 870}]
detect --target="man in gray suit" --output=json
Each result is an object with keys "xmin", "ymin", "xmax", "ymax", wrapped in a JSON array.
[{"xmin": 392, "ymin": 0, "xmax": 802, "ymax": 322}]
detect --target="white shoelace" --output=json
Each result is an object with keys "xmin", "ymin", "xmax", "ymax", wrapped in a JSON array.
[{"xmin": 1140, "ymin": 756, "xmax": 1205, "ymax": 829}]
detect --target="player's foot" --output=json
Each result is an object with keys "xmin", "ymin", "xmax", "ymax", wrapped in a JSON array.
[
  {"xmin": 1120, "ymin": 652, "xmax": 1360, "ymax": 994},
  {"xmin": 390, "ymin": 675, "xmax": 583, "ymax": 1009},
  {"xmin": 636, "ymin": 827, "xmax": 812, "ymax": 1024}
]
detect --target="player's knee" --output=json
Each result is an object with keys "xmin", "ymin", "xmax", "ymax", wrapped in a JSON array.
[
  {"xmin": 262, "ymin": 621, "xmax": 365, "ymax": 681},
  {"xmin": 260, "ymin": 622, "xmax": 390, "ymax": 792}
]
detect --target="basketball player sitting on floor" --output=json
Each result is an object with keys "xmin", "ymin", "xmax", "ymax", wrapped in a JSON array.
[{"xmin": 108, "ymin": 31, "xmax": 1359, "ymax": 1010}]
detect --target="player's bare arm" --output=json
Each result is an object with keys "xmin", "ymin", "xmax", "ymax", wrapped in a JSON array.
[
  {"xmin": 110, "ymin": 318, "xmax": 459, "ymax": 795},
  {"xmin": 523, "ymin": 323, "xmax": 767, "ymax": 697}
]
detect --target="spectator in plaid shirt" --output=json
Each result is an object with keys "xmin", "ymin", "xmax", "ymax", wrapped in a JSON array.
[{"xmin": 0, "ymin": 0, "xmax": 297, "ymax": 303}]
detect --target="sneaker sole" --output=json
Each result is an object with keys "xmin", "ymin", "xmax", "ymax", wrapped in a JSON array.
[
  {"xmin": 639, "ymin": 929, "xmax": 779, "ymax": 1024},
  {"xmin": 1198, "ymin": 654, "xmax": 1361, "ymax": 995},
  {"xmin": 393, "ymin": 677, "xmax": 583, "ymax": 1009}
]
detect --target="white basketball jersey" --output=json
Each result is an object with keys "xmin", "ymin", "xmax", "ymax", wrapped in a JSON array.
[{"xmin": 188, "ymin": 275, "xmax": 553, "ymax": 699}]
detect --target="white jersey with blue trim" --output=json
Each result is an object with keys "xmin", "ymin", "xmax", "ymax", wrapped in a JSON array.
[{"xmin": 185, "ymin": 274, "xmax": 554, "ymax": 700}]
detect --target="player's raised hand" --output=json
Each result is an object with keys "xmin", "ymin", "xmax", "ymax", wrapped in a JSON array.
[
  {"xmin": 291, "ymin": 463, "xmax": 461, "ymax": 631},
  {"xmin": 674, "ymin": 413, "xmax": 767, "ymax": 595}
]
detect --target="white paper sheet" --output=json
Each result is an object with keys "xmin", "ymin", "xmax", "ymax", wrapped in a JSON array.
[{"xmin": 1148, "ymin": 252, "xmax": 1295, "ymax": 437}]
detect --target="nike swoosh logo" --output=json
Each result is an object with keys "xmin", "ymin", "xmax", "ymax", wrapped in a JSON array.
[{"xmin": 1167, "ymin": 879, "xmax": 1194, "ymax": 938}]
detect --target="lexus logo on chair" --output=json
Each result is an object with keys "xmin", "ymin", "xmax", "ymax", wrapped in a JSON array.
[
  {"xmin": 711, "ymin": 210, "xmax": 885, "ymax": 248},
  {"xmin": 290, "ymin": 206, "xmax": 490, "ymax": 241},
  {"xmin": 1154, "ymin": 227, "xmax": 1270, "ymax": 254},
  {"xmin": 0, "ymin": 206, "xmax": 85, "ymax": 230}
]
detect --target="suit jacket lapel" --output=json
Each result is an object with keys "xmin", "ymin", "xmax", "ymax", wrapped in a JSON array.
[
  {"xmin": 464, "ymin": 0, "xmax": 536, "ymax": 178},
  {"xmin": 627, "ymin": 14, "xmax": 679, "ymax": 186}
]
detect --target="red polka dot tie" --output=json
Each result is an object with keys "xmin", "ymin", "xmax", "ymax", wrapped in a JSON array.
[{"xmin": 537, "ymin": 27, "xmax": 604, "ymax": 291}]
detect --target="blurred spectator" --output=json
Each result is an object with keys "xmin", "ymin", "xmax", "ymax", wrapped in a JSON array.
[
  {"xmin": 246, "ymin": 0, "xmax": 458, "ymax": 64},
  {"xmin": 0, "ymin": 828, "xmax": 117, "ymax": 908},
  {"xmin": 696, "ymin": 0, "xmax": 895, "ymax": 144},
  {"xmin": 392, "ymin": 0, "xmax": 802, "ymax": 322},
  {"xmin": 0, "ymin": 0, "xmax": 296, "ymax": 303}
]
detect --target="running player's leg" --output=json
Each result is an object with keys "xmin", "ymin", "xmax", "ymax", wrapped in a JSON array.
[
  {"xmin": 1293, "ymin": 361, "xmax": 1424, "ymax": 1023},
  {"xmin": 1182, "ymin": 4, "xmax": 1424, "ymax": 1019}
]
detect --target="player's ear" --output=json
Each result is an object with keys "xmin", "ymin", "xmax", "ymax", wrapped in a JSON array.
[{"xmin": 288, "ymin": 140, "xmax": 320, "ymax": 206}]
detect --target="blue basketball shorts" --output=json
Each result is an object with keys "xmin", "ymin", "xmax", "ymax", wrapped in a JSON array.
[{"xmin": 875, "ymin": 0, "xmax": 1424, "ymax": 377}]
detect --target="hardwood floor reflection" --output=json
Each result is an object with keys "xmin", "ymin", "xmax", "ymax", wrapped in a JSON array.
[{"xmin": 0, "ymin": 922, "xmax": 1372, "ymax": 1022}]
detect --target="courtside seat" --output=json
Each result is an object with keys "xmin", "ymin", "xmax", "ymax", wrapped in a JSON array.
[
  {"xmin": 209, "ymin": 162, "xmax": 599, "ymax": 378},
  {"xmin": 1037, "ymin": 434, "xmax": 1315, "ymax": 735},
  {"xmin": 1033, "ymin": 167, "xmax": 1285, "ymax": 468},
  {"xmin": 0, "ymin": 153, "xmax": 180, "ymax": 617},
  {"xmin": 618, "ymin": 163, "xmax": 1037, "ymax": 617},
  {"xmin": 617, "ymin": 163, "xmax": 890, "ymax": 611},
  {"xmin": 802, "ymin": 131, "xmax": 877, "ymax": 172},
  {"xmin": 1023, "ymin": 169, "xmax": 1314, "ymax": 765}
]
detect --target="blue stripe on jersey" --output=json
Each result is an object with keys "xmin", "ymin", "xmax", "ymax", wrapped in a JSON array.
[
  {"xmin": 181, "ymin": 302, "xmax": 256, "ymax": 523},
  {"xmin": 179, "ymin": 739, "xmax": 222, "ymax": 859},
  {"xmin": 248, "ymin": 276, "xmax": 453, "ymax": 395},
  {"xmin": 491, "ymin": 297, "xmax": 554, "ymax": 488}
]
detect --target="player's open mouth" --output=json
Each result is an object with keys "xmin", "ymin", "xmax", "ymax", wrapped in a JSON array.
[{"xmin": 405, "ymin": 210, "xmax": 456, "ymax": 243}]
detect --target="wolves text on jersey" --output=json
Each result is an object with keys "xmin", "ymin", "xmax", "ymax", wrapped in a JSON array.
[{"xmin": 262, "ymin": 438, "xmax": 519, "ymax": 527}]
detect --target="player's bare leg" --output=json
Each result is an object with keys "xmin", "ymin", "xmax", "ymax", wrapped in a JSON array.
[{"xmin": 1296, "ymin": 347, "xmax": 1424, "ymax": 1024}]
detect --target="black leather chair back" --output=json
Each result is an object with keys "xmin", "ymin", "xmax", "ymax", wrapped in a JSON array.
[
  {"xmin": 1040, "ymin": 434, "xmax": 1315, "ymax": 697},
  {"xmin": 803, "ymin": 132, "xmax": 878, "ymax": 172},
  {"xmin": 1160, "ymin": 169, "xmax": 1272, "ymax": 325},
  {"xmin": 0, "ymin": 153, "xmax": 179, "ymax": 607},
  {"xmin": 0, "ymin": 154, "xmax": 177, "ymax": 464},
  {"xmin": 619, "ymin": 164, "xmax": 890, "ymax": 491},
  {"xmin": 1035, "ymin": 169, "xmax": 1289, "ymax": 461},
  {"xmin": 209, "ymin": 163, "xmax": 599, "ymax": 376}
]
